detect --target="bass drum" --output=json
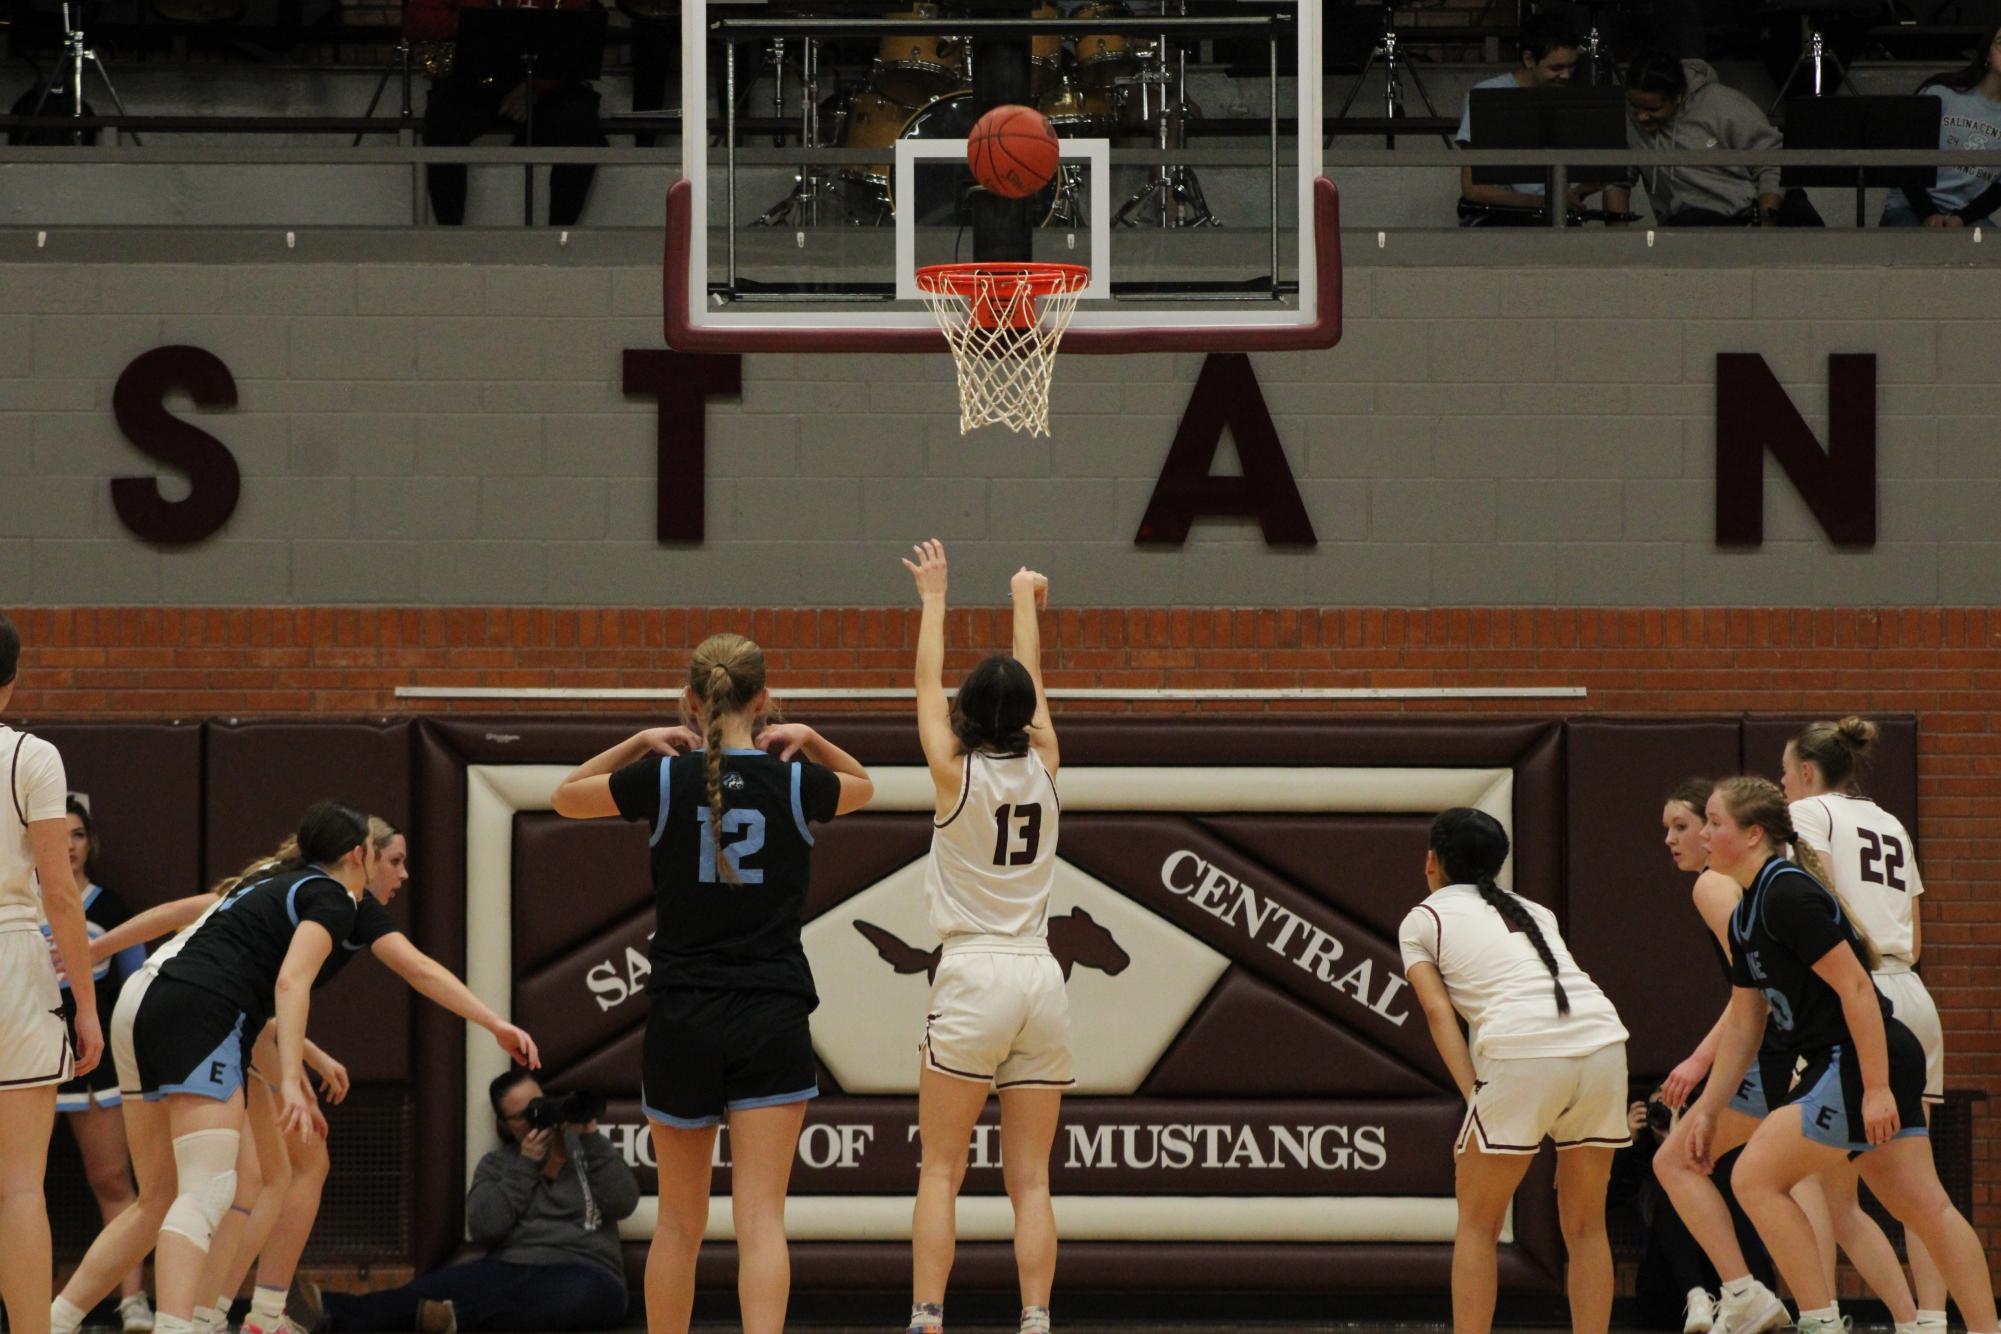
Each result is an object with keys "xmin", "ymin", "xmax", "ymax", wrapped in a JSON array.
[{"xmin": 839, "ymin": 91, "xmax": 1071, "ymax": 227}]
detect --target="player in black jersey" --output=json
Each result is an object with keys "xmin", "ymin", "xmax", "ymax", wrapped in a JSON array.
[
  {"xmin": 126, "ymin": 801, "xmax": 375, "ymax": 1334},
  {"xmin": 64, "ymin": 818, "xmax": 539, "ymax": 1334},
  {"xmin": 1653, "ymin": 778, "xmax": 1915, "ymax": 1334},
  {"xmin": 1683, "ymin": 779, "xmax": 1997, "ymax": 1334},
  {"xmin": 554, "ymin": 632, "xmax": 873, "ymax": 1334}
]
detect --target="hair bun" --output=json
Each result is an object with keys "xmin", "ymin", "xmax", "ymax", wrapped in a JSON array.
[{"xmin": 1836, "ymin": 715, "xmax": 1878, "ymax": 751}]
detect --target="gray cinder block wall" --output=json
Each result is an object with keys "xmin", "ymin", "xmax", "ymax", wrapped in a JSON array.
[{"xmin": 3, "ymin": 244, "xmax": 1997, "ymax": 608}]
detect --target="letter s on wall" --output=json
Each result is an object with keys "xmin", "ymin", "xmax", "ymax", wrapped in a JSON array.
[{"xmin": 111, "ymin": 346, "xmax": 242, "ymax": 545}]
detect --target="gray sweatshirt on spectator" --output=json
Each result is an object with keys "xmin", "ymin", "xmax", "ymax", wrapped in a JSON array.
[
  {"xmin": 466, "ymin": 1130, "xmax": 641, "ymax": 1283},
  {"xmin": 1626, "ymin": 59, "xmax": 1784, "ymax": 221}
]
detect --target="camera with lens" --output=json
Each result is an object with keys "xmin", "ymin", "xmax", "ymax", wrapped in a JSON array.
[
  {"xmin": 1645, "ymin": 1098, "xmax": 1676, "ymax": 1134},
  {"xmin": 523, "ymin": 1089, "xmax": 607, "ymax": 1130}
]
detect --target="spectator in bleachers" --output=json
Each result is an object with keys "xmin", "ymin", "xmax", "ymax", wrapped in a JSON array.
[
  {"xmin": 1883, "ymin": 23, "xmax": 2001, "ymax": 228},
  {"xmin": 1453, "ymin": 13, "xmax": 1582, "ymax": 226},
  {"xmin": 1622, "ymin": 52, "xmax": 1785, "ymax": 226},
  {"xmin": 403, "ymin": 0, "xmax": 607, "ymax": 225}
]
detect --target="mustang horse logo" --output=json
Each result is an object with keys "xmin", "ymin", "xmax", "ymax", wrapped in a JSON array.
[{"xmin": 852, "ymin": 909, "xmax": 1132, "ymax": 983}]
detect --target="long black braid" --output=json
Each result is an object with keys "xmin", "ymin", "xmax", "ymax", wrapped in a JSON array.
[
  {"xmin": 1430, "ymin": 807, "xmax": 1570, "ymax": 1016},
  {"xmin": 1473, "ymin": 874, "xmax": 1570, "ymax": 1016}
]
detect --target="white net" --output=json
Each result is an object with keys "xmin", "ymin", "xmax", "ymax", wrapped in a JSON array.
[{"xmin": 915, "ymin": 264, "xmax": 1090, "ymax": 437}]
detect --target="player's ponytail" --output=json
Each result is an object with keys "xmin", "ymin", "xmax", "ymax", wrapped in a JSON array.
[
  {"xmin": 687, "ymin": 633, "xmax": 768, "ymax": 886},
  {"xmin": 951, "ymin": 653, "xmax": 1037, "ymax": 755},
  {"xmin": 1790, "ymin": 716, "xmax": 1878, "ymax": 793},
  {"xmin": 1429, "ymin": 807, "xmax": 1571, "ymax": 1016},
  {"xmin": 1715, "ymin": 775, "xmax": 1882, "ymax": 971},
  {"xmin": 212, "ymin": 836, "xmax": 302, "ymax": 897}
]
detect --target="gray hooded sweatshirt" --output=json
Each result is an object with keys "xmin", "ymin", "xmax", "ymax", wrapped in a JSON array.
[
  {"xmin": 1626, "ymin": 59, "xmax": 1784, "ymax": 221},
  {"xmin": 466, "ymin": 1129, "xmax": 641, "ymax": 1283}
]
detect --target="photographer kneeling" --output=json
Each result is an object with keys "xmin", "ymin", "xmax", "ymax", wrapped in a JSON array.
[{"xmin": 296, "ymin": 1072, "xmax": 637, "ymax": 1333}]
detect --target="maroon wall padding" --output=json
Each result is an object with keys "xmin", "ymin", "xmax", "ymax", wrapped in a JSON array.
[
  {"xmin": 204, "ymin": 721, "xmax": 415, "ymax": 1082},
  {"xmin": 26, "ymin": 722, "xmax": 203, "ymax": 912},
  {"xmin": 1564, "ymin": 718, "xmax": 1744, "ymax": 1079}
]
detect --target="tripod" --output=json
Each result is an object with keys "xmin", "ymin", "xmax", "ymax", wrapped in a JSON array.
[
  {"xmin": 756, "ymin": 36, "xmax": 843, "ymax": 228},
  {"xmin": 1769, "ymin": 27, "xmax": 1849, "ymax": 107},
  {"xmin": 1334, "ymin": 0, "xmax": 1444, "ymax": 147},
  {"xmin": 1112, "ymin": 8, "xmax": 1216, "ymax": 229},
  {"xmin": 27, "ymin": 2, "xmax": 139, "ymax": 146}
]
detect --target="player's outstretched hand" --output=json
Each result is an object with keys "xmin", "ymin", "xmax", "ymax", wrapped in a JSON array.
[
  {"xmin": 1011, "ymin": 566, "xmax": 1048, "ymax": 610},
  {"xmin": 495, "ymin": 1021, "xmax": 542, "ymax": 1069},
  {"xmin": 1862, "ymin": 1087, "xmax": 1900, "ymax": 1146},
  {"xmin": 280, "ymin": 1071, "xmax": 326, "ymax": 1142},
  {"xmin": 1661, "ymin": 1052, "xmax": 1709, "ymax": 1109},
  {"xmin": 72, "ymin": 1010, "xmax": 103, "ymax": 1078},
  {"xmin": 755, "ymin": 723, "xmax": 815, "ymax": 762},
  {"xmin": 309, "ymin": 1051, "xmax": 351, "ymax": 1104},
  {"xmin": 1682, "ymin": 1107, "xmax": 1715, "ymax": 1173},
  {"xmin": 903, "ymin": 539, "xmax": 948, "ymax": 601},
  {"xmin": 637, "ymin": 725, "xmax": 701, "ymax": 756}
]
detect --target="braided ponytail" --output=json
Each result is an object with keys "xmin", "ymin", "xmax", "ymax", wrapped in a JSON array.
[
  {"xmin": 1429, "ymin": 806, "xmax": 1571, "ymax": 1017},
  {"xmin": 1474, "ymin": 875, "xmax": 1571, "ymax": 1016},
  {"xmin": 686, "ymin": 633, "xmax": 768, "ymax": 887}
]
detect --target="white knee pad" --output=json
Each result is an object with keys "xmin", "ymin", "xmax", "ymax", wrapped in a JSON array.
[{"xmin": 160, "ymin": 1129, "xmax": 239, "ymax": 1252}]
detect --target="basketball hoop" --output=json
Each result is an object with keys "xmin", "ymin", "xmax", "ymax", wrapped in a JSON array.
[{"xmin": 914, "ymin": 262, "xmax": 1091, "ymax": 437}]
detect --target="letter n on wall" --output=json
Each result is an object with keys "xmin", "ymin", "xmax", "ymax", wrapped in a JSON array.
[{"xmin": 1714, "ymin": 353, "xmax": 1875, "ymax": 547}]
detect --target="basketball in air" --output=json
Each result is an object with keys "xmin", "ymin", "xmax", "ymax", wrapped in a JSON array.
[{"xmin": 967, "ymin": 104, "xmax": 1060, "ymax": 199}]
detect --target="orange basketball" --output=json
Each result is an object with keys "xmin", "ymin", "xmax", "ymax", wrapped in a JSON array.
[{"xmin": 967, "ymin": 103, "xmax": 1060, "ymax": 199}]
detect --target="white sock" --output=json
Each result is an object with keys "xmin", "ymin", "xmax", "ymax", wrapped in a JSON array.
[
  {"xmin": 1897, "ymin": 1323, "xmax": 1923, "ymax": 1334},
  {"xmin": 1721, "ymin": 1276, "xmax": 1760, "ymax": 1301},
  {"xmin": 53, "ymin": 1297, "xmax": 89, "ymax": 1334},
  {"xmin": 248, "ymin": 1287, "xmax": 286, "ymax": 1330},
  {"xmin": 158, "ymin": 1316, "xmax": 196, "ymax": 1334},
  {"xmin": 1801, "ymin": 1304, "xmax": 1840, "ymax": 1325},
  {"xmin": 1918, "ymin": 1313, "xmax": 1950, "ymax": 1330},
  {"xmin": 194, "ymin": 1304, "xmax": 225, "ymax": 1334}
]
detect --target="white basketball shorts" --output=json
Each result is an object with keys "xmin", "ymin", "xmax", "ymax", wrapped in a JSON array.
[
  {"xmin": 1457, "ymin": 1040, "xmax": 1630, "ymax": 1156},
  {"xmin": 0, "ymin": 924, "xmax": 74, "ymax": 1090},
  {"xmin": 1876, "ymin": 968, "xmax": 1944, "ymax": 1103},
  {"xmin": 921, "ymin": 935, "xmax": 1074, "ymax": 1090},
  {"xmin": 110, "ymin": 967, "xmax": 154, "ymax": 1098}
]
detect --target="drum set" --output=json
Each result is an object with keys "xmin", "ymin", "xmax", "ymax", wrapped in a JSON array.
[{"xmin": 753, "ymin": 1, "xmax": 1215, "ymax": 230}]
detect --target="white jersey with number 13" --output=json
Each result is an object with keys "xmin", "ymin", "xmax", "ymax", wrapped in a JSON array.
[{"xmin": 924, "ymin": 749, "xmax": 1060, "ymax": 941}]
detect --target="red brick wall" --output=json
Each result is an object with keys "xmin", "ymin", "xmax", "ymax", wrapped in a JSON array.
[{"xmin": 9, "ymin": 603, "xmax": 2000, "ymax": 1270}]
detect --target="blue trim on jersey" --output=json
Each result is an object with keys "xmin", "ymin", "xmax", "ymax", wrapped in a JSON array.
[
  {"xmin": 790, "ymin": 764, "xmax": 813, "ymax": 846},
  {"xmin": 650, "ymin": 756, "xmax": 673, "ymax": 848},
  {"xmin": 728, "ymin": 1085, "xmax": 819, "ymax": 1112},
  {"xmin": 81, "ymin": 883, "xmax": 103, "ymax": 911},
  {"xmin": 285, "ymin": 881, "xmax": 302, "ymax": 927},
  {"xmin": 722, "ymin": 748, "xmax": 764, "ymax": 756},
  {"xmin": 640, "ymin": 1093, "xmax": 719, "ymax": 1129}
]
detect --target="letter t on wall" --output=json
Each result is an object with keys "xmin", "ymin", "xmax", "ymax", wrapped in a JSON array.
[{"xmin": 623, "ymin": 350, "xmax": 744, "ymax": 542}]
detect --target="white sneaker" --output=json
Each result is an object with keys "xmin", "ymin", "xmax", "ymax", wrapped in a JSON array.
[
  {"xmin": 1719, "ymin": 1281, "xmax": 1790, "ymax": 1334},
  {"xmin": 1684, "ymin": 1287, "xmax": 1719, "ymax": 1334},
  {"xmin": 1794, "ymin": 1316, "xmax": 1852, "ymax": 1334},
  {"xmin": 120, "ymin": 1297, "xmax": 157, "ymax": 1334}
]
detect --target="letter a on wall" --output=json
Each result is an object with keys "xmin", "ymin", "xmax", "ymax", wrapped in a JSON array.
[
  {"xmin": 1714, "ymin": 353, "xmax": 1876, "ymax": 547},
  {"xmin": 1135, "ymin": 353, "xmax": 1316, "ymax": 547}
]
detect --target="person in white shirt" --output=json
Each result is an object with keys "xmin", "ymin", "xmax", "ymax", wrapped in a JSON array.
[
  {"xmin": 0, "ymin": 612, "xmax": 103, "ymax": 1334},
  {"xmin": 900, "ymin": 539, "xmax": 1065, "ymax": 1334},
  {"xmin": 1783, "ymin": 717, "xmax": 1950, "ymax": 1331},
  {"xmin": 1399, "ymin": 806, "xmax": 1629, "ymax": 1334}
]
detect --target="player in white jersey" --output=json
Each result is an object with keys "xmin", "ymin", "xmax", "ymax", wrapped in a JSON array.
[
  {"xmin": 1783, "ymin": 716, "xmax": 1951, "ymax": 1330},
  {"xmin": 1398, "ymin": 807, "xmax": 1629, "ymax": 1334},
  {"xmin": 900, "ymin": 540, "xmax": 1065, "ymax": 1334},
  {"xmin": 0, "ymin": 612, "xmax": 101, "ymax": 1334}
]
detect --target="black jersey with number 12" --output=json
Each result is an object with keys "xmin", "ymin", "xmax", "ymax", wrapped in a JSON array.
[
  {"xmin": 610, "ymin": 748, "xmax": 841, "ymax": 1002},
  {"xmin": 1728, "ymin": 855, "xmax": 1890, "ymax": 1057}
]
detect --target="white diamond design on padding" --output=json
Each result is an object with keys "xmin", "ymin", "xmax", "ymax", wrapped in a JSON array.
[{"xmin": 803, "ymin": 856, "xmax": 1229, "ymax": 1096}]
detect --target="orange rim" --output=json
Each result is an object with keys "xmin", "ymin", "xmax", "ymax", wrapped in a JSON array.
[{"xmin": 915, "ymin": 262, "xmax": 1091, "ymax": 330}]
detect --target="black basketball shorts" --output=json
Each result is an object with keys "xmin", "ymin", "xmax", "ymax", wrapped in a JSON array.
[
  {"xmin": 641, "ymin": 988, "xmax": 818, "ymax": 1129},
  {"xmin": 1779, "ymin": 1015, "xmax": 1929, "ymax": 1155},
  {"xmin": 129, "ymin": 974, "xmax": 253, "ymax": 1103}
]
